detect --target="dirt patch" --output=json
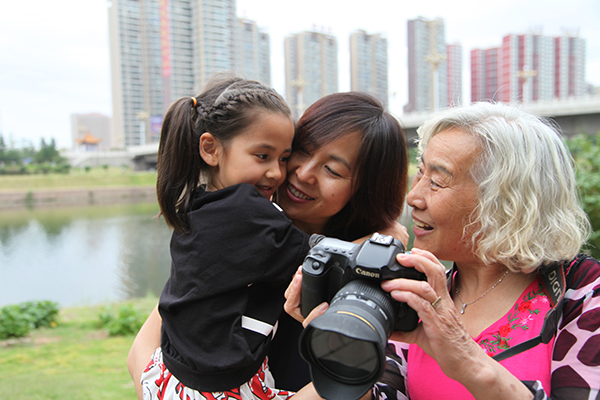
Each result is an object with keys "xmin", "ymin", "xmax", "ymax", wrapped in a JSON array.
[
  {"xmin": 88, "ymin": 330, "xmax": 110, "ymax": 340},
  {"xmin": 34, "ymin": 336, "xmax": 62, "ymax": 345},
  {"xmin": 0, "ymin": 337, "xmax": 33, "ymax": 347}
]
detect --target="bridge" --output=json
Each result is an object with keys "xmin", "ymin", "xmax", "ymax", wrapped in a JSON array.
[
  {"xmin": 401, "ymin": 96, "xmax": 600, "ymax": 143},
  {"xmin": 62, "ymin": 143, "xmax": 160, "ymax": 171},
  {"xmin": 63, "ymin": 96, "xmax": 600, "ymax": 170}
]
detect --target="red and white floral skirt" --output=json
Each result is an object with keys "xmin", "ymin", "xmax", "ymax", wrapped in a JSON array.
[{"xmin": 141, "ymin": 347, "xmax": 296, "ymax": 400}]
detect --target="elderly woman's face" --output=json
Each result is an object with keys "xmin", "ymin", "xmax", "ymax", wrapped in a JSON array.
[
  {"xmin": 406, "ymin": 128, "xmax": 480, "ymax": 262},
  {"xmin": 276, "ymin": 131, "xmax": 362, "ymax": 234}
]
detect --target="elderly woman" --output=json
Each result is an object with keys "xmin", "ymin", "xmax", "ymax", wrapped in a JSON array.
[{"xmin": 289, "ymin": 102, "xmax": 600, "ymax": 400}]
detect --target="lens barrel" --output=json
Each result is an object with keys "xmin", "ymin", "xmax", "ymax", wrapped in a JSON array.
[{"xmin": 299, "ymin": 280, "xmax": 397, "ymax": 400}]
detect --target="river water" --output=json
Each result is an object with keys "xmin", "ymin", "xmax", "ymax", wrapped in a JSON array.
[
  {"xmin": 0, "ymin": 201, "xmax": 417, "ymax": 309},
  {"xmin": 0, "ymin": 203, "xmax": 172, "ymax": 308}
]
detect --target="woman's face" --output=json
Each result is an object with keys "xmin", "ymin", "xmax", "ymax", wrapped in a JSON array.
[
  {"xmin": 277, "ymin": 131, "xmax": 362, "ymax": 234},
  {"xmin": 406, "ymin": 128, "xmax": 481, "ymax": 263}
]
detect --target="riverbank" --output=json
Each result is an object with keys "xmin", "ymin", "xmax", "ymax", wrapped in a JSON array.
[
  {"xmin": 0, "ymin": 186, "xmax": 157, "ymax": 209},
  {"xmin": 0, "ymin": 168, "xmax": 158, "ymax": 209}
]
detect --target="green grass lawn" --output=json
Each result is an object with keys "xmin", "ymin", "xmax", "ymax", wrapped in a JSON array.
[
  {"xmin": 0, "ymin": 167, "xmax": 157, "ymax": 192},
  {"xmin": 0, "ymin": 297, "xmax": 157, "ymax": 399}
]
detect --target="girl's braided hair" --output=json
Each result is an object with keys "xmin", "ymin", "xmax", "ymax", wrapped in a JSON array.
[{"xmin": 157, "ymin": 74, "xmax": 291, "ymax": 233}]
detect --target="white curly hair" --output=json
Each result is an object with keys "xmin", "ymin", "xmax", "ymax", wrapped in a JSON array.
[{"xmin": 415, "ymin": 102, "xmax": 591, "ymax": 272}]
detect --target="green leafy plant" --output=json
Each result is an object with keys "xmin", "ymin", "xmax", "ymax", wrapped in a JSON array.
[
  {"xmin": 21, "ymin": 301, "xmax": 60, "ymax": 328},
  {"xmin": 0, "ymin": 300, "xmax": 59, "ymax": 339},
  {"xmin": 0, "ymin": 305, "xmax": 33, "ymax": 339},
  {"xmin": 98, "ymin": 303, "xmax": 146, "ymax": 336}
]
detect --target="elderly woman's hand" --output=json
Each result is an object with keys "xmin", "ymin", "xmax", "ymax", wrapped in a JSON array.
[
  {"xmin": 382, "ymin": 248, "xmax": 481, "ymax": 381},
  {"xmin": 284, "ymin": 266, "xmax": 329, "ymax": 327},
  {"xmin": 382, "ymin": 248, "xmax": 536, "ymax": 399}
]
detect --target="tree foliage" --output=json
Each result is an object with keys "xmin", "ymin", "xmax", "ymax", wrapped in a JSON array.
[
  {"xmin": 566, "ymin": 133, "xmax": 600, "ymax": 259},
  {"xmin": 0, "ymin": 135, "xmax": 70, "ymax": 174}
]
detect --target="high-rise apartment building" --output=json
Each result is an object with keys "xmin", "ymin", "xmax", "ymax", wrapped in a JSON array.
[
  {"xmin": 109, "ymin": 0, "xmax": 168, "ymax": 147},
  {"xmin": 555, "ymin": 35, "xmax": 586, "ymax": 99},
  {"xmin": 498, "ymin": 34, "xmax": 556, "ymax": 103},
  {"xmin": 236, "ymin": 18, "xmax": 271, "ymax": 86},
  {"xmin": 447, "ymin": 43, "xmax": 463, "ymax": 107},
  {"xmin": 192, "ymin": 0, "xmax": 237, "ymax": 89},
  {"xmin": 471, "ymin": 33, "xmax": 586, "ymax": 103},
  {"xmin": 108, "ymin": 0, "xmax": 265, "ymax": 148},
  {"xmin": 349, "ymin": 30, "xmax": 389, "ymax": 108},
  {"xmin": 471, "ymin": 47, "xmax": 500, "ymax": 102},
  {"xmin": 284, "ymin": 31, "xmax": 338, "ymax": 119},
  {"xmin": 405, "ymin": 17, "xmax": 458, "ymax": 113}
]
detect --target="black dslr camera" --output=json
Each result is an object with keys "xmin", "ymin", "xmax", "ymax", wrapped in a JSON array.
[{"xmin": 299, "ymin": 233, "xmax": 426, "ymax": 400}]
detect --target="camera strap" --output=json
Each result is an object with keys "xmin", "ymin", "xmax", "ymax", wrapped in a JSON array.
[
  {"xmin": 490, "ymin": 255, "xmax": 585, "ymax": 362},
  {"xmin": 448, "ymin": 255, "xmax": 585, "ymax": 362}
]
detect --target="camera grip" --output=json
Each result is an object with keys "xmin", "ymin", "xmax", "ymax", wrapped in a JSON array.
[{"xmin": 301, "ymin": 271, "xmax": 328, "ymax": 318}]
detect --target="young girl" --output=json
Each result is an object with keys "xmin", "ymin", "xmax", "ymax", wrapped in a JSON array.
[{"xmin": 141, "ymin": 75, "xmax": 310, "ymax": 400}]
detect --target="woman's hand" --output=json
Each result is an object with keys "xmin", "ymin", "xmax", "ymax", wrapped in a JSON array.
[
  {"xmin": 382, "ymin": 248, "xmax": 481, "ymax": 380},
  {"xmin": 284, "ymin": 266, "xmax": 329, "ymax": 327},
  {"xmin": 381, "ymin": 248, "xmax": 533, "ymax": 399}
]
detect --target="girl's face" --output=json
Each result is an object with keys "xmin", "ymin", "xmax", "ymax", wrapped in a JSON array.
[
  {"xmin": 205, "ymin": 112, "xmax": 294, "ymax": 199},
  {"xmin": 277, "ymin": 131, "xmax": 362, "ymax": 234}
]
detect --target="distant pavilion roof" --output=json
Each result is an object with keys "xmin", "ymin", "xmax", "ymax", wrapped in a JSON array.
[{"xmin": 76, "ymin": 133, "xmax": 102, "ymax": 144}]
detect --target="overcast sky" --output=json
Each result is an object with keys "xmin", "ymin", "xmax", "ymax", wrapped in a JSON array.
[{"xmin": 1, "ymin": 0, "xmax": 599, "ymax": 149}]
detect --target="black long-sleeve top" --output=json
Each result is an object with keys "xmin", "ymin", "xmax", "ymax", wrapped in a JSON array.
[{"xmin": 159, "ymin": 183, "xmax": 310, "ymax": 391}]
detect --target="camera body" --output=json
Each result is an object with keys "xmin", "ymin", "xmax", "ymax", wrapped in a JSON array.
[{"xmin": 301, "ymin": 233, "xmax": 426, "ymax": 332}]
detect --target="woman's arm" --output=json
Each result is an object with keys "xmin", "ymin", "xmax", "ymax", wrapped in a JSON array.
[{"xmin": 127, "ymin": 304, "xmax": 162, "ymax": 400}]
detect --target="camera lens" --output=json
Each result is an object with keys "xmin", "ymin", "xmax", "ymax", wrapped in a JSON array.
[
  {"xmin": 309, "ymin": 329, "xmax": 379, "ymax": 382},
  {"xmin": 299, "ymin": 280, "xmax": 397, "ymax": 400}
]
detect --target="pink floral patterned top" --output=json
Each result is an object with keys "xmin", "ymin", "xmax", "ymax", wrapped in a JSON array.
[
  {"xmin": 373, "ymin": 255, "xmax": 600, "ymax": 400},
  {"xmin": 406, "ymin": 277, "xmax": 553, "ymax": 400},
  {"xmin": 477, "ymin": 277, "xmax": 553, "ymax": 358}
]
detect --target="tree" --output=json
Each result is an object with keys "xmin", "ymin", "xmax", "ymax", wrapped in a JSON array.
[
  {"xmin": 35, "ymin": 138, "xmax": 62, "ymax": 164},
  {"xmin": 0, "ymin": 134, "xmax": 23, "ymax": 166},
  {"xmin": 567, "ymin": 133, "xmax": 600, "ymax": 259}
]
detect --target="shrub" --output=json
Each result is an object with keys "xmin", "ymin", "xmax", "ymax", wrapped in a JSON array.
[
  {"xmin": 21, "ymin": 301, "xmax": 60, "ymax": 328},
  {"xmin": 0, "ymin": 305, "xmax": 33, "ymax": 339},
  {"xmin": 98, "ymin": 303, "xmax": 146, "ymax": 336},
  {"xmin": 0, "ymin": 301, "xmax": 60, "ymax": 340}
]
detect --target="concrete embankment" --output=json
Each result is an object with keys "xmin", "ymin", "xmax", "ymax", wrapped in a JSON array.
[{"xmin": 0, "ymin": 186, "xmax": 157, "ymax": 209}]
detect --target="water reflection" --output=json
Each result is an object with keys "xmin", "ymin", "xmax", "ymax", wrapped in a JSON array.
[
  {"xmin": 0, "ymin": 202, "xmax": 418, "ymax": 308},
  {"xmin": 0, "ymin": 203, "xmax": 172, "ymax": 308}
]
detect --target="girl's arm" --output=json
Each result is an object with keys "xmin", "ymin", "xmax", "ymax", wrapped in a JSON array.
[{"xmin": 127, "ymin": 304, "xmax": 162, "ymax": 400}]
